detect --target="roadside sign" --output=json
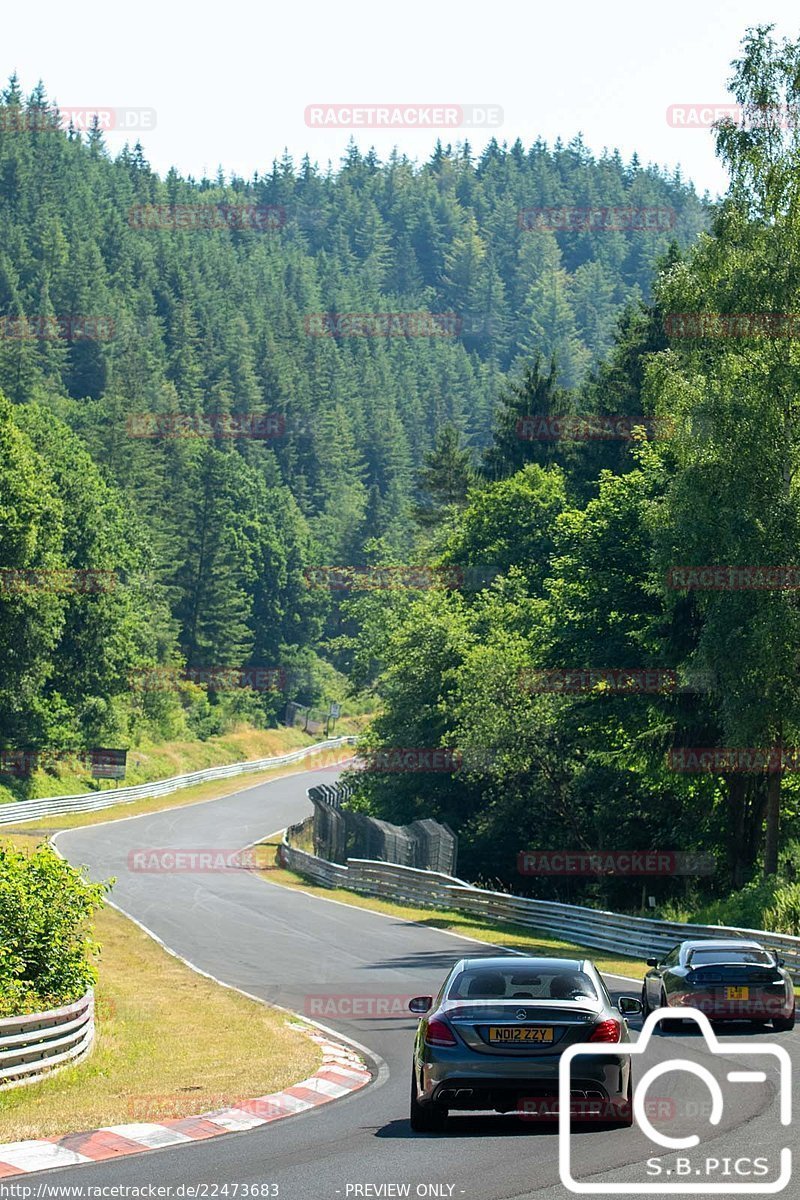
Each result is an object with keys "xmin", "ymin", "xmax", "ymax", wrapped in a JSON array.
[
  {"xmin": 0, "ymin": 749, "xmax": 37, "ymax": 778},
  {"xmin": 89, "ymin": 748, "xmax": 127, "ymax": 780}
]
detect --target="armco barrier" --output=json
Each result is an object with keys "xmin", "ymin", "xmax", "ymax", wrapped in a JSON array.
[
  {"xmin": 281, "ymin": 840, "xmax": 800, "ymax": 985},
  {"xmin": 0, "ymin": 737, "xmax": 357, "ymax": 828},
  {"xmin": 0, "ymin": 989, "xmax": 94, "ymax": 1089}
]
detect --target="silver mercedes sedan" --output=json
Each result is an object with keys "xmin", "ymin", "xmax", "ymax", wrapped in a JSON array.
[{"xmin": 408, "ymin": 955, "xmax": 642, "ymax": 1131}]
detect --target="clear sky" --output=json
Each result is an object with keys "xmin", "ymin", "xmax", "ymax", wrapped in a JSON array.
[{"xmin": 3, "ymin": 0, "xmax": 799, "ymax": 197}]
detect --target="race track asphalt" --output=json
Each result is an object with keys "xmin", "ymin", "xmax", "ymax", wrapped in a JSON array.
[{"xmin": 27, "ymin": 766, "xmax": 798, "ymax": 1198}]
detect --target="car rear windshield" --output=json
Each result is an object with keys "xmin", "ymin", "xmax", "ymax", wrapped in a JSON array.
[
  {"xmin": 448, "ymin": 967, "xmax": 598, "ymax": 1001},
  {"xmin": 688, "ymin": 948, "xmax": 774, "ymax": 966}
]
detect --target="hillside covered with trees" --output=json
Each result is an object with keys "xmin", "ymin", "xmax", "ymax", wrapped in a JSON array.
[
  {"xmin": 0, "ymin": 74, "xmax": 707, "ymax": 758},
  {"xmin": 342, "ymin": 28, "xmax": 800, "ymax": 928}
]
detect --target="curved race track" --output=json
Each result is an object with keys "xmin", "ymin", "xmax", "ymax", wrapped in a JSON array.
[{"xmin": 27, "ymin": 766, "xmax": 799, "ymax": 1198}]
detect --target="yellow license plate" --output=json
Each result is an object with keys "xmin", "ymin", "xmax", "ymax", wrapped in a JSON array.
[
  {"xmin": 724, "ymin": 987, "xmax": 750, "ymax": 1000},
  {"xmin": 487, "ymin": 1026, "xmax": 554, "ymax": 1044}
]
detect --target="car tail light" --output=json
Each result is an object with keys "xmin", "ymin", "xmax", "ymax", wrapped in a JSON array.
[
  {"xmin": 425, "ymin": 1018, "xmax": 457, "ymax": 1047},
  {"xmin": 588, "ymin": 1019, "xmax": 622, "ymax": 1043}
]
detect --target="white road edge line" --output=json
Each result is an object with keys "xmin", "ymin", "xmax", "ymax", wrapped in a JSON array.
[
  {"xmin": 50, "ymin": 829, "xmax": 390, "ymax": 1096},
  {"xmin": 49, "ymin": 766, "xmax": 638, "ymax": 1148},
  {"xmin": 246, "ymin": 828, "xmax": 643, "ymax": 988},
  {"xmin": 44, "ymin": 752, "xmax": 352, "ymax": 834}
]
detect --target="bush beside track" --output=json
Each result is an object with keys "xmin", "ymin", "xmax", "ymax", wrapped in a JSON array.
[{"xmin": 0, "ymin": 901, "xmax": 322, "ymax": 1141}]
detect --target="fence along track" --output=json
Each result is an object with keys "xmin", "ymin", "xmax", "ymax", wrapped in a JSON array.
[
  {"xmin": 0, "ymin": 990, "xmax": 94, "ymax": 1089},
  {"xmin": 0, "ymin": 737, "xmax": 357, "ymax": 828},
  {"xmin": 281, "ymin": 833, "xmax": 800, "ymax": 985}
]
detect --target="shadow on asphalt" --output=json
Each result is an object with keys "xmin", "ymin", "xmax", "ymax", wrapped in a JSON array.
[
  {"xmin": 648, "ymin": 1020, "xmax": 789, "ymax": 1038},
  {"xmin": 361, "ymin": 947, "xmax": 502, "ymax": 972},
  {"xmin": 375, "ymin": 1116, "xmax": 622, "ymax": 1139}
]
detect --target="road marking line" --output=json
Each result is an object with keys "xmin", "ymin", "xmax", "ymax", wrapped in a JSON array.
[{"xmin": 0, "ymin": 1029, "xmax": 370, "ymax": 1175}]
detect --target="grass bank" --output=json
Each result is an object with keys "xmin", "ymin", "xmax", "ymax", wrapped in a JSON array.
[
  {"xmin": 4, "ymin": 733, "xmax": 358, "ymax": 836},
  {"xmin": 0, "ymin": 902, "xmax": 321, "ymax": 1141},
  {"xmin": 0, "ymin": 716, "xmax": 366, "ymax": 806}
]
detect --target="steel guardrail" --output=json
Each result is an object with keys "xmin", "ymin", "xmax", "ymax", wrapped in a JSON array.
[
  {"xmin": 0, "ymin": 989, "xmax": 94, "ymax": 1089},
  {"xmin": 0, "ymin": 737, "xmax": 357, "ymax": 828},
  {"xmin": 281, "ymin": 833, "xmax": 800, "ymax": 984}
]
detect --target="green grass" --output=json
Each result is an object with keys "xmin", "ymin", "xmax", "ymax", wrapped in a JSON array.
[
  {"xmin": 0, "ymin": 716, "xmax": 368, "ymax": 806},
  {"xmin": 0, "ymin": 903, "xmax": 322, "ymax": 1141},
  {"xmin": 4, "ymin": 740, "xmax": 357, "ymax": 836}
]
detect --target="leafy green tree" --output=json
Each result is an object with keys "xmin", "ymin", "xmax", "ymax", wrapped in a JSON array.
[
  {"xmin": 0, "ymin": 391, "xmax": 65, "ymax": 745},
  {"xmin": 442, "ymin": 463, "xmax": 567, "ymax": 594},
  {"xmin": 172, "ymin": 447, "xmax": 257, "ymax": 668},
  {"xmin": 0, "ymin": 841, "xmax": 107, "ymax": 1015},
  {"xmin": 647, "ymin": 24, "xmax": 800, "ymax": 877}
]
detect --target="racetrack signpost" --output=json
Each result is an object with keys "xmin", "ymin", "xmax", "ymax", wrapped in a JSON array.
[{"xmin": 89, "ymin": 748, "xmax": 128, "ymax": 782}]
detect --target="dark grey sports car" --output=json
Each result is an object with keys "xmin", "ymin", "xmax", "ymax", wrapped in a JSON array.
[
  {"xmin": 642, "ymin": 939, "xmax": 795, "ymax": 1030},
  {"xmin": 408, "ymin": 955, "xmax": 642, "ymax": 1131}
]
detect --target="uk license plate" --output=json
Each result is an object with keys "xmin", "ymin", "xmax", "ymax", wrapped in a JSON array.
[
  {"xmin": 724, "ymin": 987, "xmax": 750, "ymax": 1000},
  {"xmin": 488, "ymin": 1026, "xmax": 554, "ymax": 1044}
]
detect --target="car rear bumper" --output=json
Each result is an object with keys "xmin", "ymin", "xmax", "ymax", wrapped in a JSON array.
[
  {"xmin": 670, "ymin": 992, "xmax": 794, "ymax": 1020},
  {"xmin": 419, "ymin": 1052, "xmax": 629, "ymax": 1109},
  {"xmin": 428, "ymin": 1075, "xmax": 626, "ymax": 1113}
]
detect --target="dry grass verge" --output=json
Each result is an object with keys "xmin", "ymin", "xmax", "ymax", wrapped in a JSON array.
[{"xmin": 0, "ymin": 902, "xmax": 321, "ymax": 1141}]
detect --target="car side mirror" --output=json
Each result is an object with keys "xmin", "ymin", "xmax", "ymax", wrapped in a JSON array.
[
  {"xmin": 618, "ymin": 996, "xmax": 643, "ymax": 1015},
  {"xmin": 777, "ymin": 958, "xmax": 785, "ymax": 968},
  {"xmin": 408, "ymin": 996, "xmax": 433, "ymax": 1014},
  {"xmin": 646, "ymin": 957, "xmax": 660, "ymax": 967}
]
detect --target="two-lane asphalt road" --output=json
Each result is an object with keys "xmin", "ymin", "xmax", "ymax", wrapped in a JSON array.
[{"xmin": 29, "ymin": 767, "xmax": 798, "ymax": 1198}]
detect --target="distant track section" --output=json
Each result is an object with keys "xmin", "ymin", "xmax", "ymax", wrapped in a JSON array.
[{"xmin": 0, "ymin": 737, "xmax": 356, "ymax": 828}]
